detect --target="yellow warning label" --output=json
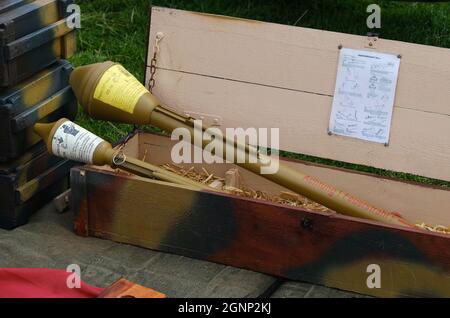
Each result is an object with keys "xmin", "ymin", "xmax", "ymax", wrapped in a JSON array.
[{"xmin": 93, "ymin": 64, "xmax": 148, "ymax": 114}]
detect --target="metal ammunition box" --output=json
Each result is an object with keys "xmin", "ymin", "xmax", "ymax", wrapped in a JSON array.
[
  {"xmin": 0, "ymin": 59, "xmax": 77, "ymax": 161},
  {"xmin": 0, "ymin": 142, "xmax": 76, "ymax": 229},
  {"xmin": 0, "ymin": 0, "xmax": 76, "ymax": 87}
]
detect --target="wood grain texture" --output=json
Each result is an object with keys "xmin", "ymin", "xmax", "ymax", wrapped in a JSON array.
[{"xmin": 147, "ymin": 6, "xmax": 450, "ymax": 182}]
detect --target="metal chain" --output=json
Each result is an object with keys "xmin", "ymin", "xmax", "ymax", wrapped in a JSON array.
[
  {"xmin": 148, "ymin": 32, "xmax": 163, "ymax": 92},
  {"xmin": 120, "ymin": 31, "xmax": 162, "ymax": 150},
  {"xmin": 117, "ymin": 130, "xmax": 136, "ymax": 152},
  {"xmin": 115, "ymin": 32, "xmax": 165, "ymax": 152}
]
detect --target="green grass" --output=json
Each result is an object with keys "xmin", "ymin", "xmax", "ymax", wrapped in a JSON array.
[{"xmin": 70, "ymin": 0, "xmax": 450, "ymax": 187}]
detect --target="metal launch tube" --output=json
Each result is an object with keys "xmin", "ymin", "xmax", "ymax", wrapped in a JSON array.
[
  {"xmin": 33, "ymin": 118, "xmax": 216, "ymax": 191},
  {"xmin": 68, "ymin": 61, "xmax": 413, "ymax": 228}
]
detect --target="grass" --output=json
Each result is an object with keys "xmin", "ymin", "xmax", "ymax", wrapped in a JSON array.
[{"xmin": 70, "ymin": 0, "xmax": 450, "ymax": 187}]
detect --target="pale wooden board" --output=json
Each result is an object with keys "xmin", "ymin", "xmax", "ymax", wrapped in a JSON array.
[
  {"xmin": 145, "ymin": 69, "xmax": 450, "ymax": 183},
  {"xmin": 147, "ymin": 6, "xmax": 450, "ymax": 116},
  {"xmin": 127, "ymin": 133, "xmax": 450, "ymax": 227},
  {"xmin": 146, "ymin": 7, "xmax": 450, "ymax": 182}
]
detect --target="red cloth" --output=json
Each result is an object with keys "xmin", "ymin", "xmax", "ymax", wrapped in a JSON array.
[{"xmin": 0, "ymin": 268, "xmax": 103, "ymax": 298}]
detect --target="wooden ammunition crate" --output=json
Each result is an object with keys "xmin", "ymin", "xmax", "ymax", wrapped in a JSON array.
[
  {"xmin": 0, "ymin": 0, "xmax": 34, "ymax": 14},
  {"xmin": 0, "ymin": 59, "xmax": 77, "ymax": 161},
  {"xmin": 71, "ymin": 7, "xmax": 450, "ymax": 297},
  {"xmin": 0, "ymin": 141, "xmax": 76, "ymax": 229},
  {"xmin": 0, "ymin": 0, "xmax": 76, "ymax": 87}
]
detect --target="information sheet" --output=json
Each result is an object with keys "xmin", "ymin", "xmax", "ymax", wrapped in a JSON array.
[{"xmin": 329, "ymin": 48, "xmax": 401, "ymax": 144}]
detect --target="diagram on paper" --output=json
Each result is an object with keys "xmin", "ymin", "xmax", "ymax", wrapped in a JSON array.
[{"xmin": 329, "ymin": 48, "xmax": 401, "ymax": 144}]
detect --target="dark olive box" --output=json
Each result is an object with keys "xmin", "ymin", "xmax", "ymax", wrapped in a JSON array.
[
  {"xmin": 0, "ymin": 0, "xmax": 76, "ymax": 87},
  {"xmin": 0, "ymin": 0, "xmax": 34, "ymax": 14},
  {"xmin": 0, "ymin": 141, "xmax": 77, "ymax": 229},
  {"xmin": 0, "ymin": 59, "xmax": 77, "ymax": 162}
]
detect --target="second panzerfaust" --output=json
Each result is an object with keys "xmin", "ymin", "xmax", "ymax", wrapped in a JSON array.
[
  {"xmin": 34, "ymin": 118, "xmax": 215, "ymax": 191},
  {"xmin": 69, "ymin": 61, "xmax": 413, "ymax": 228}
]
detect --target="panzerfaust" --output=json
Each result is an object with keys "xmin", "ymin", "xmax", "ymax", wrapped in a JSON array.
[
  {"xmin": 69, "ymin": 61, "xmax": 413, "ymax": 228},
  {"xmin": 34, "ymin": 118, "xmax": 216, "ymax": 191}
]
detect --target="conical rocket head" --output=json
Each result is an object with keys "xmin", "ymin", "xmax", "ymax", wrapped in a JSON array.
[
  {"xmin": 70, "ymin": 61, "xmax": 161, "ymax": 125},
  {"xmin": 33, "ymin": 118, "xmax": 111, "ymax": 165},
  {"xmin": 34, "ymin": 118, "xmax": 69, "ymax": 153}
]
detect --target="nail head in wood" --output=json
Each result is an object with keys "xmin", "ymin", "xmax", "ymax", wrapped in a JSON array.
[{"xmin": 300, "ymin": 217, "xmax": 313, "ymax": 229}]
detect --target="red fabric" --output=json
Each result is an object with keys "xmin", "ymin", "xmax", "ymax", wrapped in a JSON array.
[{"xmin": 0, "ymin": 268, "xmax": 104, "ymax": 298}]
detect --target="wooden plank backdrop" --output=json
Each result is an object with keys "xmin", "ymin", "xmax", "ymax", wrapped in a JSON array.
[{"xmin": 146, "ymin": 6, "xmax": 450, "ymax": 182}]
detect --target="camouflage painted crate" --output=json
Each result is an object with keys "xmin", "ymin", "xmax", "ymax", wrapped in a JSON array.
[
  {"xmin": 0, "ymin": 59, "xmax": 77, "ymax": 161},
  {"xmin": 71, "ymin": 132, "xmax": 450, "ymax": 298},
  {"xmin": 0, "ymin": 0, "xmax": 76, "ymax": 87},
  {"xmin": 0, "ymin": 142, "xmax": 76, "ymax": 229},
  {"xmin": 71, "ymin": 7, "xmax": 450, "ymax": 297},
  {"xmin": 0, "ymin": 0, "xmax": 35, "ymax": 14},
  {"xmin": 0, "ymin": 140, "xmax": 47, "ymax": 173}
]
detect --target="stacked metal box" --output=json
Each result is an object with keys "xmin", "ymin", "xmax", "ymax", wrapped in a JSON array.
[{"xmin": 0, "ymin": 0, "xmax": 78, "ymax": 229}]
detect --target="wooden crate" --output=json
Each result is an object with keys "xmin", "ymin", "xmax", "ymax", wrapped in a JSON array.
[
  {"xmin": 71, "ymin": 7, "xmax": 450, "ymax": 297},
  {"xmin": 0, "ymin": 0, "xmax": 76, "ymax": 88},
  {"xmin": 0, "ymin": 0, "xmax": 34, "ymax": 13},
  {"xmin": 0, "ymin": 60, "xmax": 77, "ymax": 161},
  {"xmin": 0, "ymin": 141, "xmax": 76, "ymax": 229}
]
